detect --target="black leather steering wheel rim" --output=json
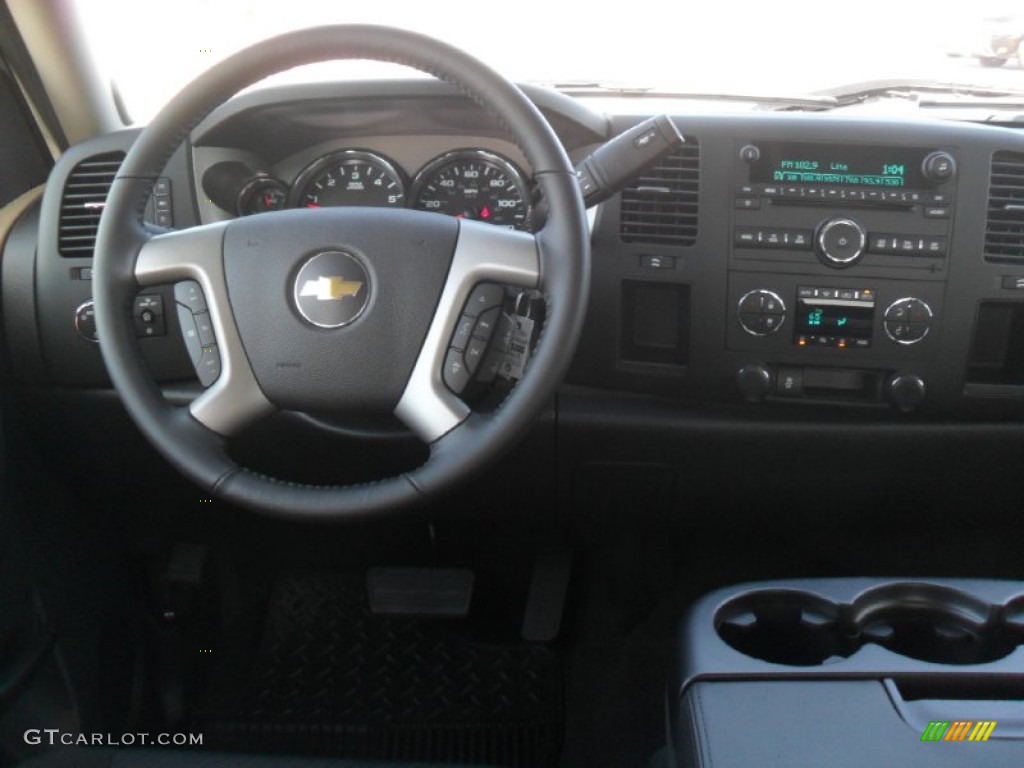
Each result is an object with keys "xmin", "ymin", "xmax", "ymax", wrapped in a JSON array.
[{"xmin": 93, "ymin": 25, "xmax": 590, "ymax": 520}]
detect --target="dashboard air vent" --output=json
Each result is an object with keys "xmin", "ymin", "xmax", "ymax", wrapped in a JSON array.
[
  {"xmin": 620, "ymin": 142, "xmax": 699, "ymax": 246},
  {"xmin": 58, "ymin": 151, "xmax": 125, "ymax": 257},
  {"xmin": 985, "ymin": 150, "xmax": 1024, "ymax": 264}
]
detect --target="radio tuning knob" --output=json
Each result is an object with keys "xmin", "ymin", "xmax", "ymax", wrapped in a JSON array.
[
  {"xmin": 817, "ymin": 217, "xmax": 867, "ymax": 267},
  {"xmin": 887, "ymin": 374, "xmax": 926, "ymax": 413},
  {"xmin": 921, "ymin": 151, "xmax": 956, "ymax": 184}
]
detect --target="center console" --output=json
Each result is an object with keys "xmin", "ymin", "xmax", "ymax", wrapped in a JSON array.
[
  {"xmin": 669, "ymin": 578, "xmax": 1024, "ymax": 767},
  {"xmin": 728, "ymin": 140, "xmax": 955, "ymax": 409}
]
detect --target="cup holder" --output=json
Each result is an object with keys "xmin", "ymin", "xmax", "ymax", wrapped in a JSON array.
[{"xmin": 716, "ymin": 583, "xmax": 1023, "ymax": 667}]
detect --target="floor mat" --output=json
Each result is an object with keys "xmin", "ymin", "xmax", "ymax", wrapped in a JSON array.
[{"xmin": 194, "ymin": 573, "xmax": 562, "ymax": 767}]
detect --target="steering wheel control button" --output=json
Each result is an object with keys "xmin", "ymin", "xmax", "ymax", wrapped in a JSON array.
[
  {"xmin": 176, "ymin": 306, "xmax": 203, "ymax": 366},
  {"xmin": 737, "ymin": 290, "xmax": 787, "ymax": 336},
  {"xmin": 74, "ymin": 301, "xmax": 99, "ymax": 342},
  {"xmin": 443, "ymin": 348, "xmax": 471, "ymax": 393},
  {"xmin": 194, "ymin": 312, "xmax": 216, "ymax": 347},
  {"xmin": 465, "ymin": 283, "xmax": 505, "ymax": 317},
  {"xmin": 174, "ymin": 280, "xmax": 207, "ymax": 313},
  {"xmin": 884, "ymin": 298, "xmax": 933, "ymax": 345},
  {"xmin": 293, "ymin": 250, "xmax": 371, "ymax": 329},
  {"xmin": 473, "ymin": 307, "xmax": 500, "ymax": 340},
  {"xmin": 196, "ymin": 346, "xmax": 222, "ymax": 387},
  {"xmin": 464, "ymin": 337, "xmax": 488, "ymax": 374},
  {"xmin": 817, "ymin": 217, "xmax": 867, "ymax": 267},
  {"xmin": 451, "ymin": 315, "xmax": 475, "ymax": 350}
]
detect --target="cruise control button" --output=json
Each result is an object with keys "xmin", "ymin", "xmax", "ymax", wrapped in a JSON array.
[
  {"xmin": 153, "ymin": 177, "xmax": 171, "ymax": 196},
  {"xmin": 451, "ymin": 314, "xmax": 475, "ymax": 350},
  {"xmin": 194, "ymin": 311, "xmax": 216, "ymax": 347},
  {"xmin": 465, "ymin": 283, "xmax": 504, "ymax": 316},
  {"xmin": 174, "ymin": 280, "xmax": 207, "ymax": 313},
  {"xmin": 196, "ymin": 346, "xmax": 221, "ymax": 387},
  {"xmin": 443, "ymin": 348, "xmax": 471, "ymax": 393},
  {"xmin": 176, "ymin": 305, "xmax": 202, "ymax": 366}
]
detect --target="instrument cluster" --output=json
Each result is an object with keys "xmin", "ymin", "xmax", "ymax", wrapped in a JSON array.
[{"xmin": 207, "ymin": 147, "xmax": 532, "ymax": 230}]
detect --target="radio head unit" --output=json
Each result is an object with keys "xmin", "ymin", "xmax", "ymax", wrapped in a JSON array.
[{"xmin": 749, "ymin": 142, "xmax": 932, "ymax": 189}]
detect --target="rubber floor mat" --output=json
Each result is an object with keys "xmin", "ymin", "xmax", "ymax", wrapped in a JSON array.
[{"xmin": 195, "ymin": 574, "xmax": 562, "ymax": 767}]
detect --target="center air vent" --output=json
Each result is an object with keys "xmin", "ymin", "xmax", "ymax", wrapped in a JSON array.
[
  {"xmin": 985, "ymin": 150, "xmax": 1024, "ymax": 264},
  {"xmin": 58, "ymin": 151, "xmax": 125, "ymax": 257},
  {"xmin": 620, "ymin": 142, "xmax": 700, "ymax": 246}
]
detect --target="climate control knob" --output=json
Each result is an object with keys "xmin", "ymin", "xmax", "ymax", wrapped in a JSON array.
[
  {"xmin": 817, "ymin": 218, "xmax": 867, "ymax": 267},
  {"xmin": 883, "ymin": 298, "xmax": 933, "ymax": 344}
]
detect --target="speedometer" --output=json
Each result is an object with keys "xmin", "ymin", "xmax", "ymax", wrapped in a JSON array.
[
  {"xmin": 290, "ymin": 150, "xmax": 405, "ymax": 209},
  {"xmin": 411, "ymin": 150, "xmax": 530, "ymax": 229}
]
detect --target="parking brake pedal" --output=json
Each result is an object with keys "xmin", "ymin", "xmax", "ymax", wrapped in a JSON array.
[{"xmin": 367, "ymin": 567, "xmax": 474, "ymax": 618}]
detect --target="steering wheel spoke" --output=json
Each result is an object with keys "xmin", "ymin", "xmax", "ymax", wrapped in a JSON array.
[
  {"xmin": 395, "ymin": 220, "xmax": 539, "ymax": 443},
  {"xmin": 136, "ymin": 223, "xmax": 274, "ymax": 437}
]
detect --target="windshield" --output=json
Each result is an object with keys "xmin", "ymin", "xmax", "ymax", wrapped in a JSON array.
[{"xmin": 76, "ymin": 0, "xmax": 1024, "ymax": 122}]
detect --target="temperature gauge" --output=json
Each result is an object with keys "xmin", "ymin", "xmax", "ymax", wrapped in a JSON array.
[{"xmin": 237, "ymin": 177, "xmax": 288, "ymax": 216}]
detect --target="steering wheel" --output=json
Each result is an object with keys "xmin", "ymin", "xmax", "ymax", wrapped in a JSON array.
[{"xmin": 93, "ymin": 25, "xmax": 589, "ymax": 519}]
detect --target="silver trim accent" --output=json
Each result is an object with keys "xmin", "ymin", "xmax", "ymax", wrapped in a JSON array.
[
  {"xmin": 736, "ymin": 289, "xmax": 786, "ymax": 337},
  {"xmin": 817, "ymin": 217, "xmax": 866, "ymax": 265},
  {"xmin": 135, "ymin": 222, "xmax": 274, "ymax": 435},
  {"xmin": 883, "ymin": 297, "xmax": 933, "ymax": 345},
  {"xmin": 394, "ymin": 219, "xmax": 539, "ymax": 442}
]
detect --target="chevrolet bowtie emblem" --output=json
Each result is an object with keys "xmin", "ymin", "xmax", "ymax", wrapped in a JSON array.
[{"xmin": 299, "ymin": 276, "xmax": 364, "ymax": 301}]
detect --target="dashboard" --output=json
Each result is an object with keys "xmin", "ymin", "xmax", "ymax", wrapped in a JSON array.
[{"xmin": 6, "ymin": 79, "xmax": 1024, "ymax": 423}]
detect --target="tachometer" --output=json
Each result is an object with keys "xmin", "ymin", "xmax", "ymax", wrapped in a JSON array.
[
  {"xmin": 290, "ymin": 150, "xmax": 405, "ymax": 209},
  {"xmin": 411, "ymin": 150, "xmax": 530, "ymax": 229}
]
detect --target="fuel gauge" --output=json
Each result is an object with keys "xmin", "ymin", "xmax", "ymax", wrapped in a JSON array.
[{"xmin": 237, "ymin": 177, "xmax": 288, "ymax": 216}]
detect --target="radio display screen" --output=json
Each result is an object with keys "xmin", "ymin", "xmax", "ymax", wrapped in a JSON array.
[{"xmin": 751, "ymin": 142, "xmax": 928, "ymax": 188}]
